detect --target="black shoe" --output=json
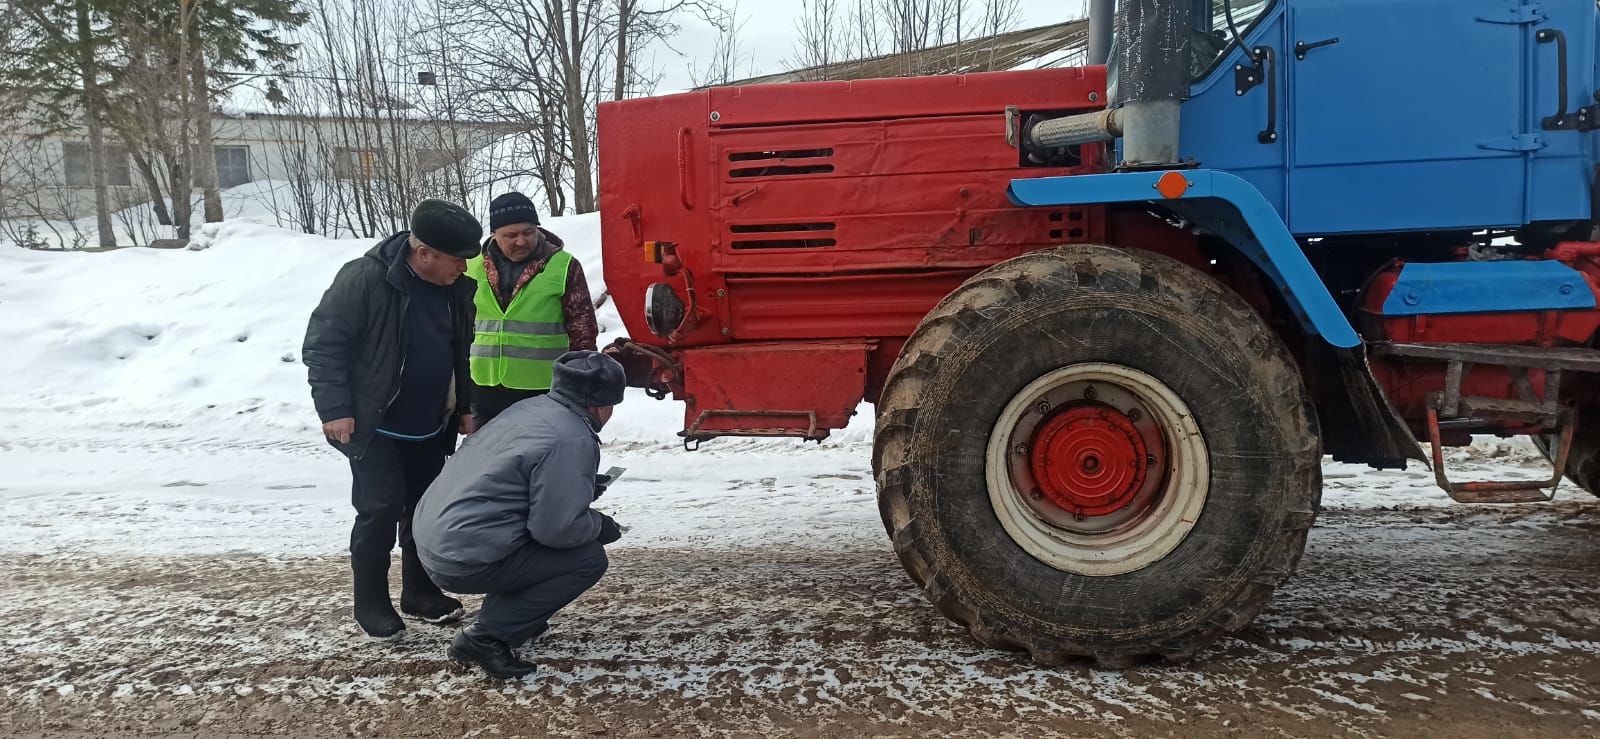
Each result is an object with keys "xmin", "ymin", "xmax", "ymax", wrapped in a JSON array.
[
  {"xmin": 400, "ymin": 548, "xmax": 464, "ymax": 624},
  {"xmin": 448, "ymin": 625, "xmax": 537, "ymax": 680},
  {"xmin": 352, "ymin": 562, "xmax": 405, "ymax": 641}
]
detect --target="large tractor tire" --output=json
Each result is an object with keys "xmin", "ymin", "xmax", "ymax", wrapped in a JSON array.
[{"xmin": 873, "ymin": 245, "xmax": 1322, "ymax": 667}]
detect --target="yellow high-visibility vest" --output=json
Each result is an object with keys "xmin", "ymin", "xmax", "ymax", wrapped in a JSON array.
[{"xmin": 466, "ymin": 250, "xmax": 572, "ymax": 390}]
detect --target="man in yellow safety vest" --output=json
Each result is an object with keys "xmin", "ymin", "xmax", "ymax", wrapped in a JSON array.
[{"xmin": 467, "ymin": 192, "xmax": 599, "ymax": 426}]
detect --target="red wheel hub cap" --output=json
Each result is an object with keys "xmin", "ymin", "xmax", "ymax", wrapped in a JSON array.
[{"xmin": 1029, "ymin": 404, "xmax": 1149, "ymax": 517}]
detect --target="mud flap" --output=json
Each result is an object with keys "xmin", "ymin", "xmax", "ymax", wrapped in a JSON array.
[{"xmin": 1310, "ymin": 343, "xmax": 1426, "ymax": 468}]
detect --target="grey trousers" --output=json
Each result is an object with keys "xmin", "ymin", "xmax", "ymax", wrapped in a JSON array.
[{"xmin": 429, "ymin": 540, "xmax": 608, "ymax": 646}]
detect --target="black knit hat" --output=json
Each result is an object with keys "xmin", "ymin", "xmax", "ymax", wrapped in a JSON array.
[
  {"xmin": 551, "ymin": 350, "xmax": 627, "ymax": 408},
  {"xmin": 410, "ymin": 199, "xmax": 482, "ymax": 258},
  {"xmin": 489, "ymin": 192, "xmax": 540, "ymax": 231}
]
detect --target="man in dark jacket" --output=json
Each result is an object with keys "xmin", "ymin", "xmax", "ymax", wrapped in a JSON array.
[
  {"xmin": 466, "ymin": 192, "xmax": 600, "ymax": 427},
  {"xmin": 414, "ymin": 350, "xmax": 626, "ymax": 679},
  {"xmin": 302, "ymin": 199, "xmax": 483, "ymax": 640}
]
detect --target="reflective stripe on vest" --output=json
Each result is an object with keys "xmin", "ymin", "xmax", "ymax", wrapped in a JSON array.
[
  {"xmin": 466, "ymin": 249, "xmax": 573, "ymax": 391},
  {"xmin": 473, "ymin": 319, "xmax": 567, "ymax": 334}
]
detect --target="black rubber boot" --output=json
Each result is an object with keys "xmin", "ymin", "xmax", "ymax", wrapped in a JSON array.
[
  {"xmin": 400, "ymin": 548, "xmax": 464, "ymax": 625},
  {"xmin": 352, "ymin": 559, "xmax": 405, "ymax": 641},
  {"xmin": 448, "ymin": 625, "xmax": 537, "ymax": 680}
]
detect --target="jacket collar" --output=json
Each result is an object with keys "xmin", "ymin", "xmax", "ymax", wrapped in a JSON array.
[
  {"xmin": 370, "ymin": 230, "xmax": 474, "ymax": 300},
  {"xmin": 482, "ymin": 233, "xmax": 558, "ymax": 307},
  {"xmin": 549, "ymin": 391, "xmax": 601, "ymax": 435}
]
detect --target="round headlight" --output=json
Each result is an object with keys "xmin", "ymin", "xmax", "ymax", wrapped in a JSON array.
[{"xmin": 644, "ymin": 282, "xmax": 687, "ymax": 337}]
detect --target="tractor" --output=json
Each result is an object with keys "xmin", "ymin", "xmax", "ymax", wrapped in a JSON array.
[{"xmin": 594, "ymin": 0, "xmax": 1600, "ymax": 665}]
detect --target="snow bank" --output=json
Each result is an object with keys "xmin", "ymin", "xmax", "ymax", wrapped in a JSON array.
[
  {"xmin": 0, "ymin": 217, "xmax": 566, "ymax": 422},
  {"xmin": 0, "ymin": 212, "xmax": 857, "ymax": 447},
  {"xmin": 0, "ymin": 211, "xmax": 890, "ymax": 557},
  {"xmin": 0, "ymin": 221, "xmax": 358, "ymax": 430}
]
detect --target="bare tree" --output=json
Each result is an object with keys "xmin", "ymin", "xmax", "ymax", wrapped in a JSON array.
[
  {"xmin": 689, "ymin": 1, "xmax": 751, "ymax": 87},
  {"xmin": 79, "ymin": 1, "xmax": 220, "ymax": 243},
  {"xmin": 790, "ymin": 0, "xmax": 844, "ymax": 74},
  {"xmin": 436, "ymin": 0, "xmax": 567, "ymax": 213},
  {"xmin": 614, "ymin": 0, "xmax": 692, "ymax": 100},
  {"xmin": 213, "ymin": 0, "xmax": 528, "ymax": 237},
  {"xmin": 72, "ymin": 0, "xmax": 116, "ymax": 246},
  {"xmin": 6, "ymin": 0, "xmax": 119, "ymax": 246},
  {"xmin": 166, "ymin": 0, "xmax": 205, "ymax": 240},
  {"xmin": 787, "ymin": 0, "xmax": 1028, "ymax": 79},
  {"xmin": 547, "ymin": 0, "xmax": 611, "ymax": 213},
  {"xmin": 968, "ymin": 0, "xmax": 1021, "ymax": 69},
  {"xmin": 439, "ymin": 0, "xmax": 585, "ymax": 214},
  {"xmin": 192, "ymin": 43, "xmax": 225, "ymax": 224},
  {"xmin": 109, "ymin": 13, "xmax": 186, "ymax": 231},
  {"xmin": 880, "ymin": 0, "xmax": 954, "ymax": 54},
  {"xmin": 975, "ymin": 0, "xmax": 1021, "ymax": 36},
  {"xmin": 0, "ymin": 135, "xmax": 90, "ymax": 249}
]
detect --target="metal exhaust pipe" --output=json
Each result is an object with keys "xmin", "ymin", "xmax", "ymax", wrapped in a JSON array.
[
  {"xmin": 1112, "ymin": 0, "xmax": 1192, "ymax": 167},
  {"xmin": 1087, "ymin": 0, "xmax": 1115, "ymax": 66},
  {"xmin": 1023, "ymin": 108, "xmax": 1122, "ymax": 150}
]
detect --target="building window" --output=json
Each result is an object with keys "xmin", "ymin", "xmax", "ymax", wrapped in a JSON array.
[
  {"xmin": 416, "ymin": 148, "xmax": 469, "ymax": 172},
  {"xmin": 62, "ymin": 142, "xmax": 132, "ymax": 187},
  {"xmin": 333, "ymin": 147, "xmax": 380, "ymax": 179},
  {"xmin": 214, "ymin": 145, "xmax": 253, "ymax": 188}
]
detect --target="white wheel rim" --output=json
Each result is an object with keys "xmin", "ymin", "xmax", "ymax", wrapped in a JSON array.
[{"xmin": 985, "ymin": 363, "xmax": 1210, "ymax": 576}]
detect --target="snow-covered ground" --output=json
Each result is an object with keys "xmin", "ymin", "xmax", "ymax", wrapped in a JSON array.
[
  {"xmin": 0, "ymin": 210, "xmax": 1581, "ymax": 555},
  {"xmin": 5, "ymin": 214, "xmax": 1600, "ymax": 736},
  {"xmin": 0, "ymin": 212, "xmax": 885, "ymax": 556},
  {"xmin": 0, "ymin": 214, "xmax": 1570, "ymax": 558}
]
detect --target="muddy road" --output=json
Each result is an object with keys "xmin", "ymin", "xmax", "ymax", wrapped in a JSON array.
[{"xmin": 4, "ymin": 504, "xmax": 1600, "ymax": 738}]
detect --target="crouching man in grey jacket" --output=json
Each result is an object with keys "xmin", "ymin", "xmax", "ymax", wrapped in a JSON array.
[{"xmin": 413, "ymin": 350, "xmax": 626, "ymax": 679}]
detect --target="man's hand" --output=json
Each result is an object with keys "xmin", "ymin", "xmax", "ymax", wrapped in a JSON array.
[
  {"xmin": 597, "ymin": 513, "xmax": 623, "ymax": 545},
  {"xmin": 459, "ymin": 414, "xmax": 478, "ymax": 436},
  {"xmin": 322, "ymin": 417, "xmax": 355, "ymax": 444}
]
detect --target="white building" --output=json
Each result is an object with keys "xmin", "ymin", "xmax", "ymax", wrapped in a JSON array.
[
  {"xmin": 0, "ymin": 63, "xmax": 524, "ymax": 246},
  {"xmin": 2, "ymin": 113, "xmax": 513, "ymax": 219}
]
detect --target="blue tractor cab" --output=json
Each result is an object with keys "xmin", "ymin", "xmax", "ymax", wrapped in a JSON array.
[
  {"xmin": 1009, "ymin": 0, "xmax": 1600, "ymax": 496},
  {"xmin": 1180, "ymin": 0, "xmax": 1598, "ymax": 236}
]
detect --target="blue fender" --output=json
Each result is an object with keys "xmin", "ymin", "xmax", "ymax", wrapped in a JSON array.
[{"xmin": 1008, "ymin": 170, "xmax": 1362, "ymax": 349}]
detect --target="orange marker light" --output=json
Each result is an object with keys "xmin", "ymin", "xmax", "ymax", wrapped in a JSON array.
[
  {"xmin": 1155, "ymin": 171, "xmax": 1189, "ymax": 199},
  {"xmin": 644, "ymin": 240, "xmax": 661, "ymax": 263}
]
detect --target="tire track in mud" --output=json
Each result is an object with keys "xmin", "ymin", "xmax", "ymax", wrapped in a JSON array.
[{"xmin": 4, "ymin": 505, "xmax": 1600, "ymax": 737}]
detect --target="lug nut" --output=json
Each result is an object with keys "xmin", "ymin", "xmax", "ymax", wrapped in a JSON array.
[
  {"xmin": 1146, "ymin": 455, "xmax": 1157, "ymax": 467},
  {"xmin": 1127, "ymin": 408, "xmax": 1142, "ymax": 421},
  {"xmin": 1083, "ymin": 385, "xmax": 1097, "ymax": 400},
  {"xmin": 1030, "ymin": 489, "xmax": 1043, "ymax": 500},
  {"xmin": 1035, "ymin": 400, "xmax": 1051, "ymax": 415},
  {"xmin": 1015, "ymin": 443, "xmax": 1029, "ymax": 456}
]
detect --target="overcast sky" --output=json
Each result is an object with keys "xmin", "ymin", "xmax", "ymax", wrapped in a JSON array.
[{"xmin": 651, "ymin": 0, "xmax": 1090, "ymax": 92}]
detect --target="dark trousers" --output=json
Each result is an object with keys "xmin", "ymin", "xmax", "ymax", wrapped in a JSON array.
[
  {"xmin": 429, "ymin": 541, "xmax": 608, "ymax": 647},
  {"xmin": 472, "ymin": 384, "xmax": 547, "ymax": 426},
  {"xmin": 349, "ymin": 433, "xmax": 449, "ymax": 581}
]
